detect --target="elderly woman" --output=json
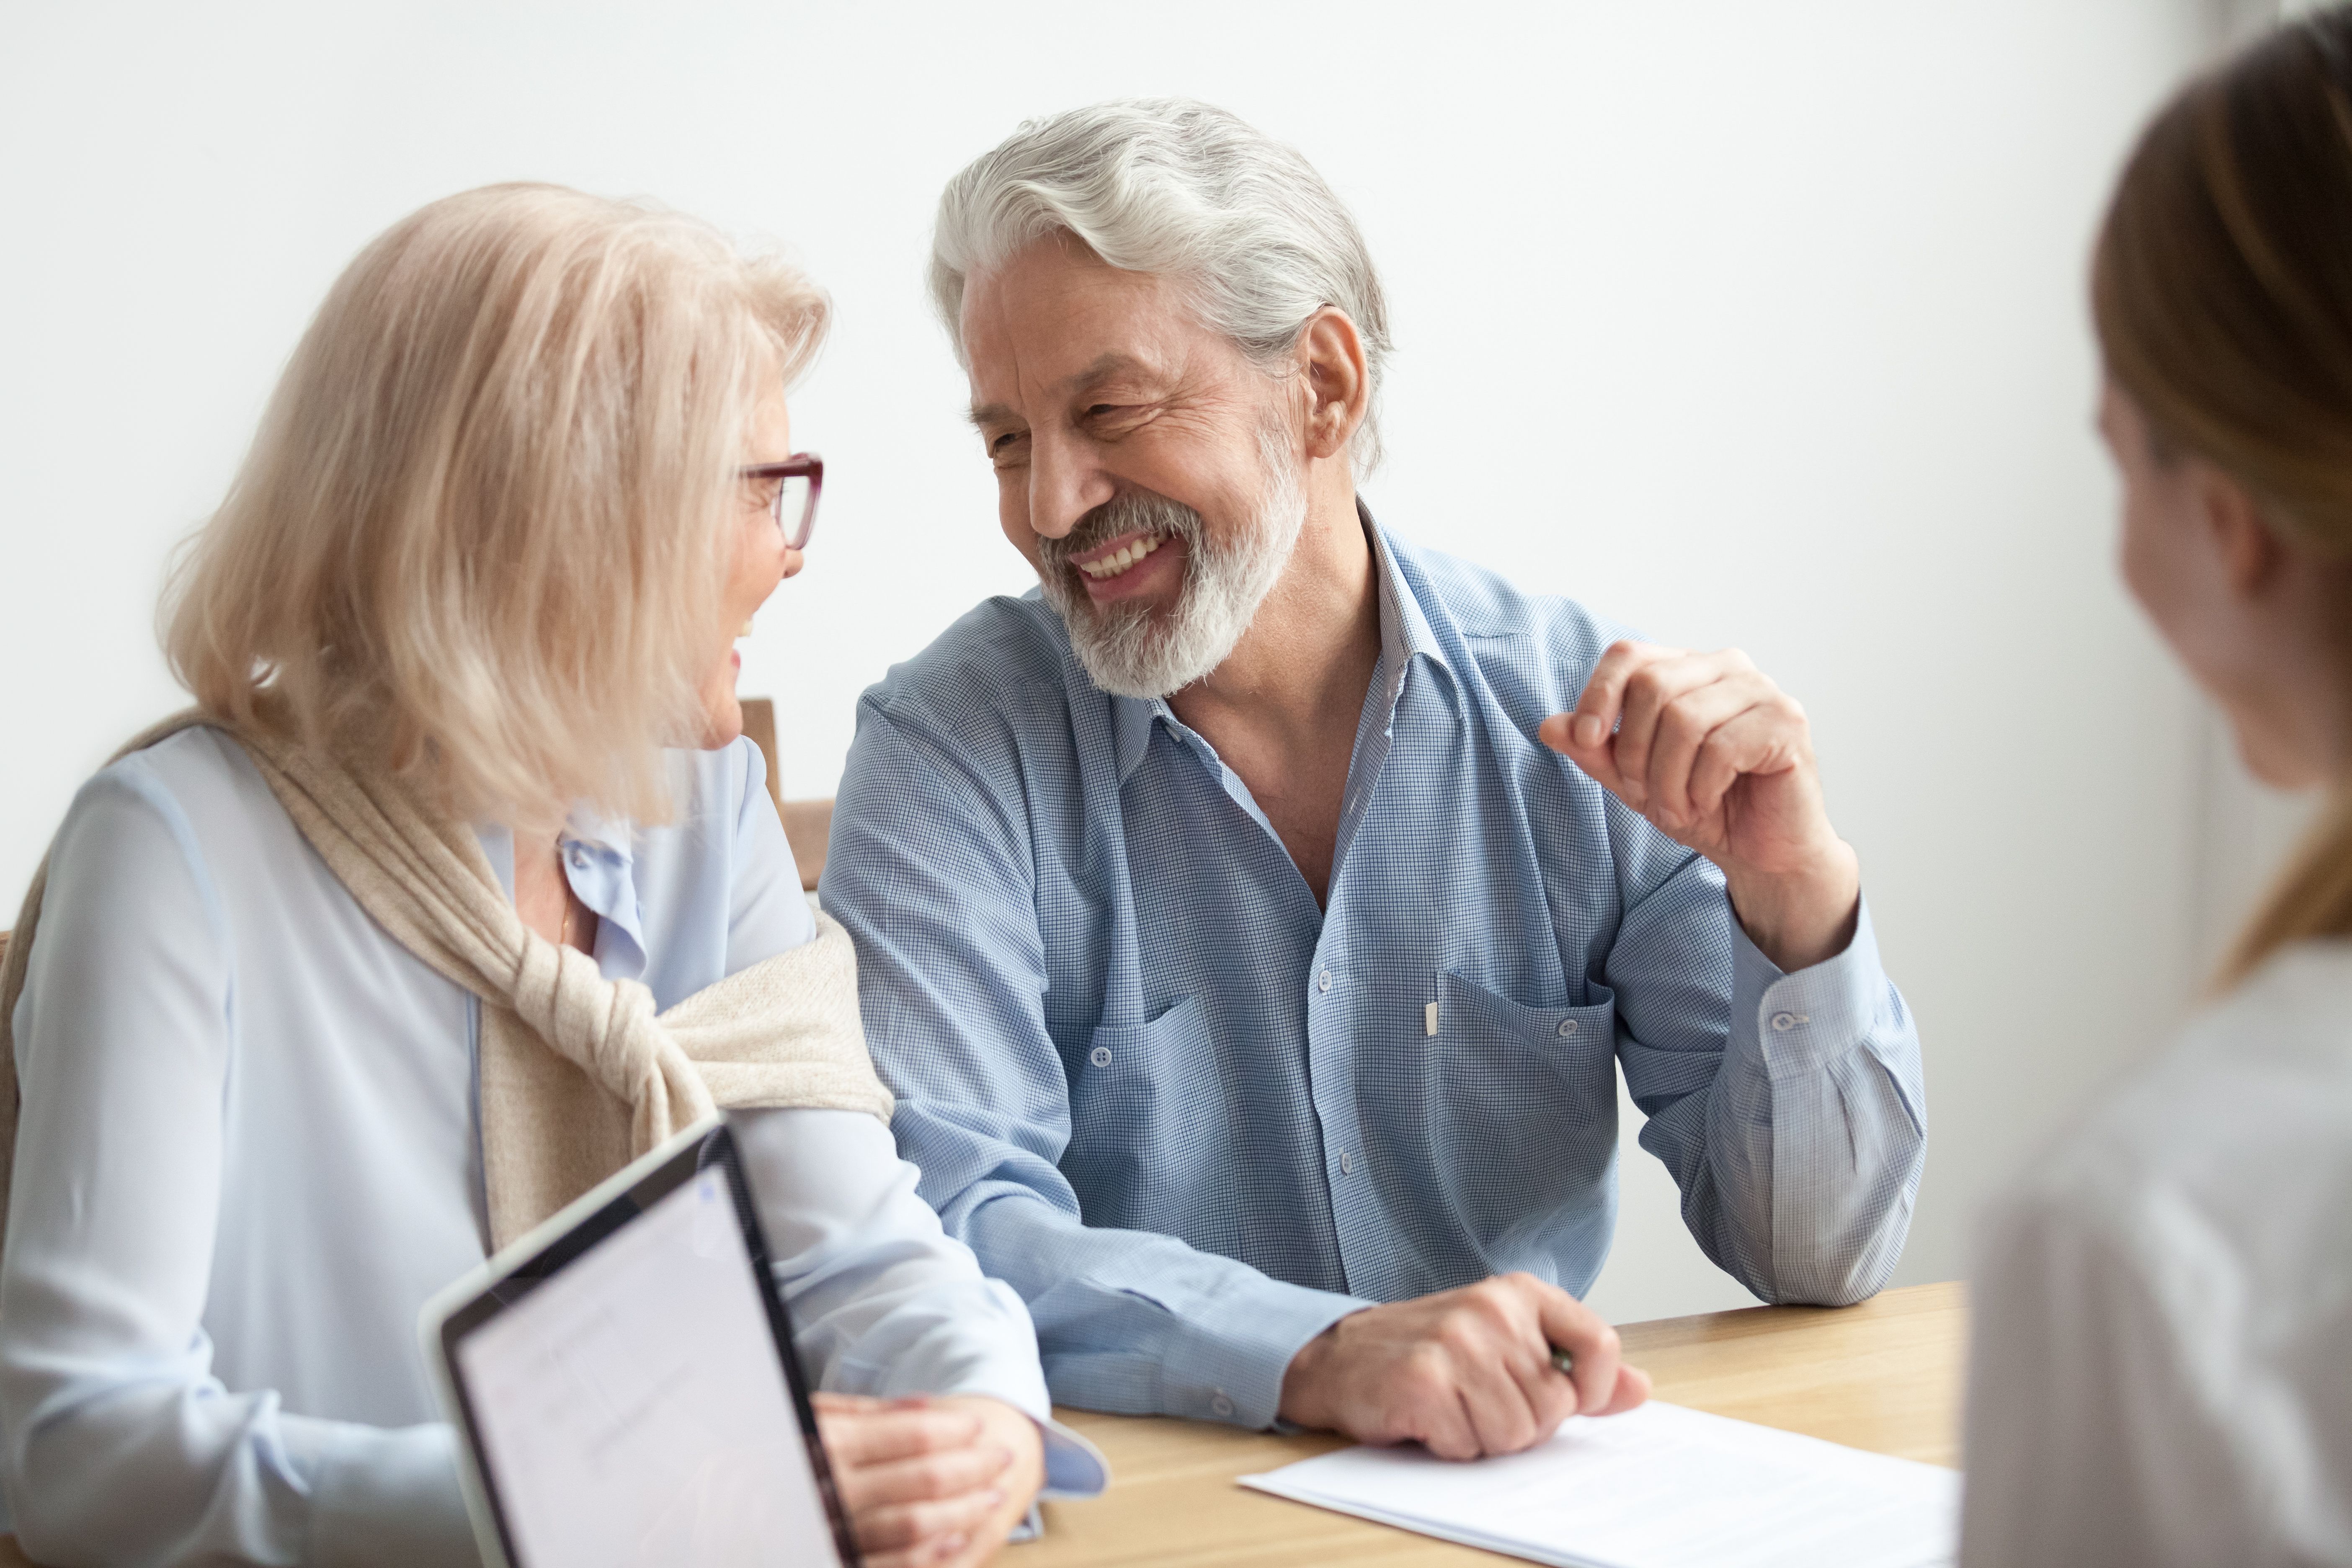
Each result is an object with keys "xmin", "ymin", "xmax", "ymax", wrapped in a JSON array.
[
  {"xmin": 0, "ymin": 184, "xmax": 1093, "ymax": 1567},
  {"xmin": 1961, "ymin": 12, "xmax": 2352, "ymax": 1566}
]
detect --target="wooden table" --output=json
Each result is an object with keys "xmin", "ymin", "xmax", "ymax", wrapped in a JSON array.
[
  {"xmin": 0, "ymin": 1282, "xmax": 1962, "ymax": 1568},
  {"xmin": 1020, "ymin": 1281, "xmax": 1966, "ymax": 1567}
]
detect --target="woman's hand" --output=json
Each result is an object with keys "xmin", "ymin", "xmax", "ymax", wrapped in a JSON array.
[{"xmin": 813, "ymin": 1392, "xmax": 1045, "ymax": 1567}]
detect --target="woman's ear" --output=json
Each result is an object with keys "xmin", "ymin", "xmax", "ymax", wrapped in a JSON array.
[
  {"xmin": 2197, "ymin": 462, "xmax": 2285, "ymax": 601},
  {"xmin": 1296, "ymin": 307, "xmax": 1369, "ymax": 462}
]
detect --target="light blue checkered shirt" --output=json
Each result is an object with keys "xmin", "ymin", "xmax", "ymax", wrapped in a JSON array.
[{"xmin": 822, "ymin": 515, "xmax": 1926, "ymax": 1430}]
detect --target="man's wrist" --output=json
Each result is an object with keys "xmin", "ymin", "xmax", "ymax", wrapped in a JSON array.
[
  {"xmin": 1721, "ymin": 841, "xmax": 1861, "ymax": 972},
  {"xmin": 1144, "ymin": 1275, "xmax": 1367, "ymax": 1429},
  {"xmin": 1278, "ymin": 1321, "xmax": 1340, "ymax": 1429}
]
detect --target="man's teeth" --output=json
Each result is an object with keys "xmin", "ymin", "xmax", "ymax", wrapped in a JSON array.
[{"xmin": 1077, "ymin": 534, "xmax": 1166, "ymax": 580}]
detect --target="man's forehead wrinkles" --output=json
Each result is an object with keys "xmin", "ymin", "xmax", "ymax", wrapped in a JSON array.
[
  {"xmin": 964, "ymin": 318, "xmax": 1034, "ymax": 426},
  {"xmin": 1066, "ymin": 352, "xmax": 1151, "ymax": 392},
  {"xmin": 962, "ymin": 258, "xmax": 1193, "ymax": 430}
]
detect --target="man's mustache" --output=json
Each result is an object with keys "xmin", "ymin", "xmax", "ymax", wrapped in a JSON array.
[{"xmin": 1039, "ymin": 491, "xmax": 1202, "ymax": 572}]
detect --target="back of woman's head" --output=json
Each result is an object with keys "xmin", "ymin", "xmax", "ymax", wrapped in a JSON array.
[
  {"xmin": 164, "ymin": 183, "xmax": 826, "ymax": 827},
  {"xmin": 2094, "ymin": 6, "xmax": 2352, "ymax": 987}
]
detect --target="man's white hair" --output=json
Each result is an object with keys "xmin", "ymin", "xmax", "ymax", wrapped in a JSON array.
[{"xmin": 929, "ymin": 97, "xmax": 1394, "ymax": 472}]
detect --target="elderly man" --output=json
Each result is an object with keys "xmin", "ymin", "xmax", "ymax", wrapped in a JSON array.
[{"xmin": 821, "ymin": 99, "xmax": 1925, "ymax": 1461}]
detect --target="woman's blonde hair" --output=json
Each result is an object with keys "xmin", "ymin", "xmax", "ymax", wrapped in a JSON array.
[
  {"xmin": 2092, "ymin": 9, "xmax": 2352, "ymax": 990},
  {"xmin": 162, "ymin": 183, "xmax": 827, "ymax": 828}
]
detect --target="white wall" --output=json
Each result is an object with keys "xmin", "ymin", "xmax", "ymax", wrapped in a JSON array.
[{"xmin": 1, "ymin": 0, "xmax": 2215, "ymax": 1324}]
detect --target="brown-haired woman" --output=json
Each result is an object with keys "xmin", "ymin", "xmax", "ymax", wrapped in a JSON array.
[{"xmin": 1963, "ymin": 11, "xmax": 2352, "ymax": 1564}]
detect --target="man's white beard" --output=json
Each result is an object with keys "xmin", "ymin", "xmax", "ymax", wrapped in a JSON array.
[{"xmin": 1038, "ymin": 427, "xmax": 1308, "ymax": 700}]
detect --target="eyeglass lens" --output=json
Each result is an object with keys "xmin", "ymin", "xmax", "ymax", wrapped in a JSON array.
[{"xmin": 773, "ymin": 475, "xmax": 816, "ymax": 550}]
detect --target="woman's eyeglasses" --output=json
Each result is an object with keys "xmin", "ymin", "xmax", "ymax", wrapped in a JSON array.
[{"xmin": 740, "ymin": 454, "xmax": 823, "ymax": 550}]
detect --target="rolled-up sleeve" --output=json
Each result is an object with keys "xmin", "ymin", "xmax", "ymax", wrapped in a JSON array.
[
  {"xmin": 1609, "ymin": 843, "xmax": 1925, "ymax": 1306},
  {"xmin": 0, "ymin": 761, "xmax": 475, "ymax": 1567}
]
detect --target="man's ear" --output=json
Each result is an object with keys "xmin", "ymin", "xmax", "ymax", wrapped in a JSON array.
[
  {"xmin": 1296, "ymin": 307, "xmax": 1369, "ymax": 462},
  {"xmin": 2197, "ymin": 461, "xmax": 2285, "ymax": 600}
]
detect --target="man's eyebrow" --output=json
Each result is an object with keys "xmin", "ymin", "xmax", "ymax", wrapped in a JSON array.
[{"xmin": 966, "ymin": 355, "xmax": 1159, "ymax": 429}]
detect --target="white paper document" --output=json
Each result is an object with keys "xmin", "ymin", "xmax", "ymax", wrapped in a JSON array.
[{"xmin": 1239, "ymin": 1400, "xmax": 1957, "ymax": 1568}]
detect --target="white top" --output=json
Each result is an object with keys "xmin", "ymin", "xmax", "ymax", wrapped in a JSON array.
[
  {"xmin": 1961, "ymin": 939, "xmax": 2352, "ymax": 1567},
  {"xmin": 0, "ymin": 726, "xmax": 1100, "ymax": 1566}
]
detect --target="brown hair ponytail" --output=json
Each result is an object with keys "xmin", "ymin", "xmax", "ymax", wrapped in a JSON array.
[{"xmin": 2094, "ymin": 8, "xmax": 2352, "ymax": 989}]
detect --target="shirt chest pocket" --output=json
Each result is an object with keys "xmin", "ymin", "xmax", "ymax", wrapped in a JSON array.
[
  {"xmin": 1432, "ymin": 970, "xmax": 1619, "ymax": 1129},
  {"xmin": 1062, "ymin": 997, "xmax": 1216, "ymax": 1223}
]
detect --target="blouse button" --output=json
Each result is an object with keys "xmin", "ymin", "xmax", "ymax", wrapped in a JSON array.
[{"xmin": 1089, "ymin": 1045, "xmax": 1113, "ymax": 1068}]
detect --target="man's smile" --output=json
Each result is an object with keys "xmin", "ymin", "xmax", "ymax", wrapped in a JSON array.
[
  {"xmin": 1060, "ymin": 527, "xmax": 1186, "ymax": 604},
  {"xmin": 1070, "ymin": 528, "xmax": 1168, "ymax": 580}
]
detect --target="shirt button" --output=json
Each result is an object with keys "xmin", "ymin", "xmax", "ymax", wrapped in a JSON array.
[
  {"xmin": 568, "ymin": 848, "xmax": 588, "ymax": 869},
  {"xmin": 1089, "ymin": 1045, "xmax": 1113, "ymax": 1067},
  {"xmin": 1338, "ymin": 1151, "xmax": 1355, "ymax": 1175},
  {"xmin": 1556, "ymin": 1018, "xmax": 1579, "ymax": 1038},
  {"xmin": 1771, "ymin": 1011, "xmax": 1798, "ymax": 1032},
  {"xmin": 1317, "ymin": 970, "xmax": 1333, "ymax": 993},
  {"xmin": 1211, "ymin": 1391, "xmax": 1236, "ymax": 1419}
]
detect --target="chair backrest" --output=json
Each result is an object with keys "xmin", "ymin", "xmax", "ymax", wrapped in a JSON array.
[
  {"xmin": 736, "ymin": 697, "xmax": 833, "ymax": 894},
  {"xmin": 737, "ymin": 697, "xmax": 787, "ymax": 819}
]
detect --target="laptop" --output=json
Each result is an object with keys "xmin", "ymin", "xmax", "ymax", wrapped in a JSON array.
[{"xmin": 422, "ymin": 1119, "xmax": 862, "ymax": 1568}]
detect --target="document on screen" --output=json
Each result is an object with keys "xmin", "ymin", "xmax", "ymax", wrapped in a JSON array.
[
  {"xmin": 1240, "ymin": 1400, "xmax": 1956, "ymax": 1568},
  {"xmin": 454, "ymin": 1167, "xmax": 846, "ymax": 1568}
]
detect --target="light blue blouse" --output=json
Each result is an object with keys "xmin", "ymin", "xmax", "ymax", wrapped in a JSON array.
[{"xmin": 0, "ymin": 726, "xmax": 1099, "ymax": 1565}]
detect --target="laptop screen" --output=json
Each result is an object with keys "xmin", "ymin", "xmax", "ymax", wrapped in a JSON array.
[{"xmin": 450, "ymin": 1157, "xmax": 851, "ymax": 1568}]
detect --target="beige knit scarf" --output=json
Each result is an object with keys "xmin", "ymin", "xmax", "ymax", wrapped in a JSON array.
[{"xmin": 0, "ymin": 712, "xmax": 892, "ymax": 1251}]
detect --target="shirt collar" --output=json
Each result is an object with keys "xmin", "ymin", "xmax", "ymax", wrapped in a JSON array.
[
  {"xmin": 562, "ymin": 804, "xmax": 635, "ymax": 862},
  {"xmin": 1112, "ymin": 689, "xmax": 1163, "ymax": 784},
  {"xmin": 469, "ymin": 808, "xmax": 647, "ymax": 974},
  {"xmin": 1364, "ymin": 500, "xmax": 1451, "ymax": 678},
  {"xmin": 557, "ymin": 805, "xmax": 647, "ymax": 971},
  {"xmin": 1108, "ymin": 502, "xmax": 1449, "ymax": 783}
]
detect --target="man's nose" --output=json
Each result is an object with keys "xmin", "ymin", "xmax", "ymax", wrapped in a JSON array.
[{"xmin": 1026, "ymin": 431, "xmax": 1115, "ymax": 540}]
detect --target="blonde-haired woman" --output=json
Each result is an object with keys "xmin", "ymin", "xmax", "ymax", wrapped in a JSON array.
[
  {"xmin": 0, "ymin": 184, "xmax": 1096, "ymax": 1567},
  {"xmin": 1963, "ymin": 12, "xmax": 2352, "ymax": 1566}
]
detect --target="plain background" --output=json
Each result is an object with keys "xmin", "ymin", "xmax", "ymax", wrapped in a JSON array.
[{"xmin": 0, "ymin": 0, "xmax": 2316, "ymax": 1323}]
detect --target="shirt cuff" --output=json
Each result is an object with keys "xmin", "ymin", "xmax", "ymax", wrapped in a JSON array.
[
  {"xmin": 1034, "ymin": 1416, "xmax": 1110, "ymax": 1497},
  {"xmin": 1730, "ymin": 893, "xmax": 1890, "ymax": 1082},
  {"xmin": 303, "ymin": 1421, "xmax": 478, "ymax": 1568},
  {"xmin": 840, "ymin": 1287, "xmax": 1107, "ymax": 1496},
  {"xmin": 1157, "ymin": 1275, "xmax": 1370, "ymax": 1431}
]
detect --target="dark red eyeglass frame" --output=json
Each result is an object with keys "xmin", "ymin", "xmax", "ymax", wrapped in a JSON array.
[{"xmin": 740, "ymin": 453, "xmax": 823, "ymax": 550}]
